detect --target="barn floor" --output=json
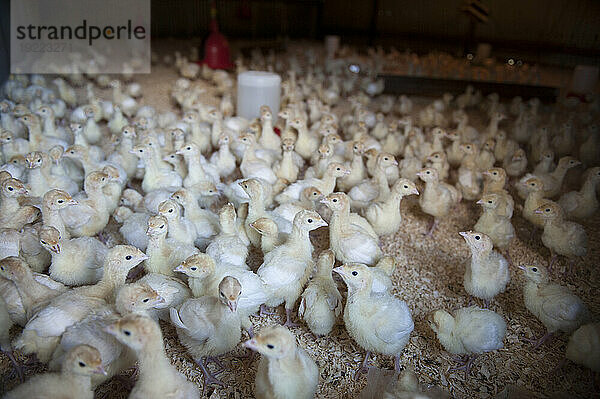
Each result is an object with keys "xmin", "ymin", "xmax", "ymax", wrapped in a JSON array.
[{"xmin": 1, "ymin": 47, "xmax": 599, "ymax": 399}]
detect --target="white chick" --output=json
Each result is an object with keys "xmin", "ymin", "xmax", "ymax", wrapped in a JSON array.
[
  {"xmin": 429, "ymin": 306, "xmax": 506, "ymax": 374},
  {"xmin": 299, "ymin": 249, "xmax": 343, "ymax": 336},
  {"xmin": 459, "ymin": 231, "xmax": 509, "ymax": 308},
  {"xmin": 206, "ymin": 203, "xmax": 249, "ymax": 268},
  {"xmin": 170, "ymin": 276, "xmax": 242, "ymax": 392},
  {"xmin": 321, "ymin": 192, "xmax": 382, "ymax": 265},
  {"xmin": 519, "ymin": 264, "xmax": 589, "ymax": 348},
  {"xmin": 334, "ymin": 263, "xmax": 414, "ymax": 377},
  {"xmin": 114, "ymin": 206, "xmax": 150, "ymax": 251},
  {"xmin": 105, "ymin": 314, "xmax": 200, "ymax": 399},
  {"xmin": 243, "ymin": 325, "xmax": 319, "ymax": 399},
  {"xmin": 364, "ymin": 178, "xmax": 419, "ymax": 236},
  {"xmin": 258, "ymin": 210, "xmax": 327, "ymax": 326},
  {"xmin": 13, "ymin": 245, "xmax": 147, "ymax": 362}
]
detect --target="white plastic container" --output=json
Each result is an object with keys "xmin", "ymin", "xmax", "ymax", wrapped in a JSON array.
[{"xmin": 237, "ymin": 71, "xmax": 281, "ymax": 120}]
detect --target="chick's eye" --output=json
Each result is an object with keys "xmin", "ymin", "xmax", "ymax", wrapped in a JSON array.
[
  {"xmin": 332, "ymin": 198, "xmax": 337, "ymax": 202},
  {"xmin": 351, "ymin": 271, "xmax": 358, "ymax": 276},
  {"xmin": 186, "ymin": 147, "xmax": 191, "ymax": 150},
  {"xmin": 79, "ymin": 362, "xmax": 86, "ymax": 367},
  {"xmin": 123, "ymin": 330, "xmax": 131, "ymax": 336},
  {"xmin": 545, "ymin": 208, "xmax": 550, "ymax": 212},
  {"xmin": 168, "ymin": 209, "xmax": 173, "ymax": 213},
  {"xmin": 384, "ymin": 157, "xmax": 388, "ymax": 161},
  {"xmin": 58, "ymin": 200, "xmax": 63, "ymax": 203},
  {"xmin": 142, "ymin": 298, "xmax": 149, "ymax": 303},
  {"xmin": 336, "ymin": 168, "xmax": 340, "ymax": 171},
  {"xmin": 267, "ymin": 344, "xmax": 274, "ymax": 349},
  {"xmin": 7, "ymin": 187, "xmax": 13, "ymax": 191},
  {"xmin": 307, "ymin": 218, "xmax": 313, "ymax": 223},
  {"xmin": 475, "ymin": 236, "xmax": 480, "ymax": 240},
  {"xmin": 403, "ymin": 185, "xmax": 408, "ymax": 189},
  {"xmin": 125, "ymin": 255, "xmax": 132, "ymax": 260},
  {"xmin": 532, "ymin": 267, "xmax": 538, "ymax": 272},
  {"xmin": 190, "ymin": 267, "xmax": 197, "ymax": 271}
]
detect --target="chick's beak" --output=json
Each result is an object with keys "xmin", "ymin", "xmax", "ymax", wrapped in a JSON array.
[
  {"xmin": 458, "ymin": 231, "xmax": 469, "ymax": 239},
  {"xmin": 534, "ymin": 209, "xmax": 544, "ymax": 214},
  {"xmin": 227, "ymin": 298, "xmax": 238, "ymax": 312},
  {"xmin": 476, "ymin": 199, "xmax": 484, "ymax": 205},
  {"xmin": 154, "ymin": 296, "xmax": 165, "ymax": 305},
  {"xmin": 332, "ymin": 266, "xmax": 345, "ymax": 276},
  {"xmin": 411, "ymin": 187, "xmax": 419, "ymax": 195},
  {"xmin": 243, "ymin": 338, "xmax": 259, "ymax": 351},
  {"xmin": 391, "ymin": 160, "xmax": 399, "ymax": 166},
  {"xmin": 174, "ymin": 264, "xmax": 185, "ymax": 273},
  {"xmin": 93, "ymin": 365, "xmax": 108, "ymax": 375},
  {"xmin": 68, "ymin": 198, "xmax": 78, "ymax": 205},
  {"xmin": 517, "ymin": 265, "xmax": 527, "ymax": 271},
  {"xmin": 52, "ymin": 244, "xmax": 60, "ymax": 254}
]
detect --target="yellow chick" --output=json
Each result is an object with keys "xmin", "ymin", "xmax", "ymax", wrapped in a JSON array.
[
  {"xmin": 364, "ymin": 178, "xmax": 419, "ymax": 236},
  {"xmin": 565, "ymin": 323, "xmax": 600, "ymax": 372},
  {"xmin": 428, "ymin": 306, "xmax": 506, "ymax": 374},
  {"xmin": 459, "ymin": 231, "xmax": 510, "ymax": 307},
  {"xmin": 39, "ymin": 225, "xmax": 109, "ymax": 286},
  {"xmin": 3, "ymin": 345, "xmax": 105, "ymax": 399},
  {"xmin": 60, "ymin": 171, "xmax": 112, "ymax": 237},
  {"xmin": 299, "ymin": 249, "xmax": 343, "ymax": 336},
  {"xmin": 42, "ymin": 189, "xmax": 78, "ymax": 240},
  {"xmin": 426, "ymin": 151, "xmax": 450, "ymax": 181},
  {"xmin": 520, "ymin": 177, "xmax": 547, "ymax": 230},
  {"xmin": 417, "ymin": 168, "xmax": 461, "ymax": 236},
  {"xmin": 537, "ymin": 156, "xmax": 581, "ymax": 198},
  {"xmin": 106, "ymin": 314, "xmax": 200, "ymax": 399},
  {"xmin": 174, "ymin": 252, "xmax": 266, "ymax": 335},
  {"xmin": 170, "ymin": 276, "xmax": 242, "ymax": 391},
  {"xmin": 0, "ymin": 256, "xmax": 66, "ymax": 319},
  {"xmin": 244, "ymin": 325, "xmax": 319, "ymax": 399},
  {"xmin": 482, "ymin": 167, "xmax": 514, "ymax": 218},
  {"xmin": 535, "ymin": 201, "xmax": 587, "ymax": 272},
  {"xmin": 250, "ymin": 217, "xmax": 284, "ymax": 254},
  {"xmin": 145, "ymin": 215, "xmax": 198, "ymax": 276},
  {"xmin": 322, "ymin": 192, "xmax": 382, "ymax": 265},
  {"xmin": 502, "ymin": 148, "xmax": 527, "ymax": 178},
  {"xmin": 115, "ymin": 282, "xmax": 165, "ymax": 318},
  {"xmin": 558, "ymin": 166, "xmax": 600, "ymax": 221},
  {"xmin": 258, "ymin": 210, "xmax": 327, "ymax": 326},
  {"xmin": 334, "ymin": 263, "xmax": 414, "ymax": 377},
  {"xmin": 455, "ymin": 143, "xmax": 481, "ymax": 201},
  {"xmin": 0, "ymin": 177, "xmax": 39, "ymax": 230},
  {"xmin": 519, "ymin": 265, "xmax": 589, "ymax": 348},
  {"xmin": 474, "ymin": 193, "xmax": 515, "ymax": 254}
]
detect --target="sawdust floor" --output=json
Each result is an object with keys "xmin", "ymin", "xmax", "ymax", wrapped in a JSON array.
[{"xmin": 1, "ymin": 62, "xmax": 599, "ymax": 399}]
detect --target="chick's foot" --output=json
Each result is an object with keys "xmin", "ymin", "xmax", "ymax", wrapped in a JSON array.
[
  {"xmin": 449, "ymin": 354, "xmax": 477, "ymax": 375},
  {"xmin": 196, "ymin": 357, "xmax": 225, "ymax": 396},
  {"xmin": 259, "ymin": 304, "xmax": 277, "ymax": 316},
  {"xmin": 523, "ymin": 331, "xmax": 553, "ymax": 349},
  {"xmin": 283, "ymin": 308, "xmax": 300, "ymax": 328},
  {"xmin": 422, "ymin": 219, "xmax": 438, "ymax": 237}
]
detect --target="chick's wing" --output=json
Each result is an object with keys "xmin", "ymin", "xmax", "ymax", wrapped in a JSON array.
[{"xmin": 372, "ymin": 299, "xmax": 414, "ymax": 344}]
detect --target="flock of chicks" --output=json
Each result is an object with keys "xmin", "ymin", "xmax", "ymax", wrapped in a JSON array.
[{"xmin": 0, "ymin": 45, "xmax": 598, "ymax": 399}]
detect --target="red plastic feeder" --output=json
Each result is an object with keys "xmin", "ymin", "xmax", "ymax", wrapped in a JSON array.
[{"xmin": 200, "ymin": 1, "xmax": 233, "ymax": 70}]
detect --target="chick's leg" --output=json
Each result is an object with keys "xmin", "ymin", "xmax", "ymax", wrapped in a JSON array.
[
  {"xmin": 548, "ymin": 250, "xmax": 558, "ymax": 272},
  {"xmin": 422, "ymin": 218, "xmax": 438, "ymax": 237},
  {"xmin": 353, "ymin": 350, "xmax": 372, "ymax": 380},
  {"xmin": 283, "ymin": 307, "xmax": 300, "ymax": 328},
  {"xmin": 196, "ymin": 357, "xmax": 225, "ymax": 396}
]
